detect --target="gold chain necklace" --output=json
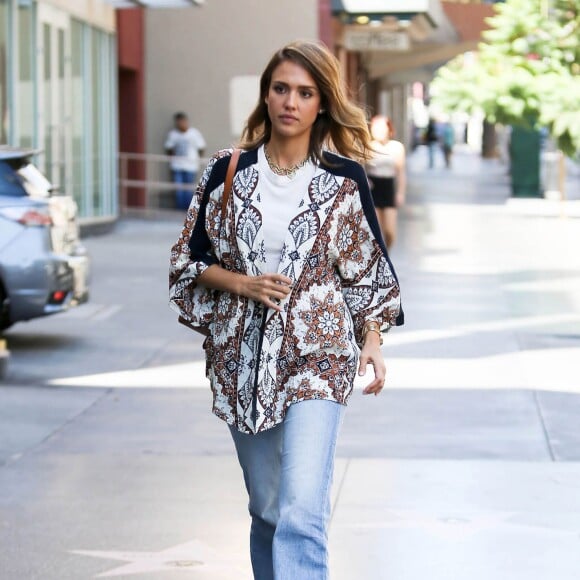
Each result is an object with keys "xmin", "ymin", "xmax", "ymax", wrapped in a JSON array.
[{"xmin": 264, "ymin": 145, "xmax": 309, "ymax": 178}]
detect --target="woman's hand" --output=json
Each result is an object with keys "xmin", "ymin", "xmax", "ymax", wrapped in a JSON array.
[
  {"xmin": 395, "ymin": 191, "xmax": 405, "ymax": 208},
  {"xmin": 197, "ymin": 267, "xmax": 292, "ymax": 312},
  {"xmin": 240, "ymin": 273, "xmax": 293, "ymax": 312},
  {"xmin": 358, "ymin": 332, "xmax": 386, "ymax": 396}
]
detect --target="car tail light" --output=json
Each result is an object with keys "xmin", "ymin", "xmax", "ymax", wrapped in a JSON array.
[{"xmin": 49, "ymin": 290, "xmax": 68, "ymax": 304}]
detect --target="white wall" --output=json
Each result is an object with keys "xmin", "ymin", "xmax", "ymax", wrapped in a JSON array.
[{"xmin": 145, "ymin": 0, "xmax": 318, "ymax": 157}]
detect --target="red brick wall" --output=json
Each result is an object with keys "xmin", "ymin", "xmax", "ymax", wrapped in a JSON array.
[
  {"xmin": 442, "ymin": 2, "xmax": 495, "ymax": 42},
  {"xmin": 318, "ymin": 0, "xmax": 334, "ymax": 49},
  {"xmin": 117, "ymin": 9, "xmax": 145, "ymax": 207}
]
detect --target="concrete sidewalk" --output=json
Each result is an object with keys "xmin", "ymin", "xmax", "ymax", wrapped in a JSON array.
[{"xmin": 1, "ymin": 147, "xmax": 580, "ymax": 579}]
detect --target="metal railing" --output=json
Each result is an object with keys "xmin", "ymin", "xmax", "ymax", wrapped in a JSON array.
[
  {"xmin": 119, "ymin": 150, "xmax": 579, "ymax": 214},
  {"xmin": 118, "ymin": 152, "xmax": 209, "ymax": 214}
]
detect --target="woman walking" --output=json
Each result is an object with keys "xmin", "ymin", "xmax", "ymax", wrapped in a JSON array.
[
  {"xmin": 366, "ymin": 115, "xmax": 407, "ymax": 249},
  {"xmin": 169, "ymin": 40, "xmax": 403, "ymax": 580}
]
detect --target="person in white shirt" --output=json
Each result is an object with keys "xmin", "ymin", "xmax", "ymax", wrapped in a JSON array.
[
  {"xmin": 366, "ymin": 115, "xmax": 406, "ymax": 249},
  {"xmin": 164, "ymin": 112, "xmax": 206, "ymax": 209}
]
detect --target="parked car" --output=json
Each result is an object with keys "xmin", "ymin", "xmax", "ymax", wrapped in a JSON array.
[{"xmin": 0, "ymin": 147, "xmax": 89, "ymax": 330}]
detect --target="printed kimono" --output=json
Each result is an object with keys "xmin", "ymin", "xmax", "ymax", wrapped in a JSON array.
[{"xmin": 169, "ymin": 147, "xmax": 403, "ymax": 434}]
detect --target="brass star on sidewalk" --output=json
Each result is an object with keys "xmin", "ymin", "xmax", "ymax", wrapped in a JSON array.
[{"xmin": 70, "ymin": 539, "xmax": 248, "ymax": 578}]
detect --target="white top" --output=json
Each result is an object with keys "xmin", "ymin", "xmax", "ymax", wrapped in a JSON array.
[
  {"xmin": 366, "ymin": 141, "xmax": 399, "ymax": 178},
  {"xmin": 165, "ymin": 127, "xmax": 206, "ymax": 172},
  {"xmin": 257, "ymin": 145, "xmax": 316, "ymax": 274}
]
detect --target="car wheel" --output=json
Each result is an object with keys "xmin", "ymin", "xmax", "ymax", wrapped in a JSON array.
[{"xmin": 0, "ymin": 284, "xmax": 12, "ymax": 331}]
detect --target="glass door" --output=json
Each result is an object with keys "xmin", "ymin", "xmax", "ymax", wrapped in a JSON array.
[
  {"xmin": 37, "ymin": 3, "xmax": 71, "ymax": 192},
  {"xmin": 0, "ymin": 0, "xmax": 9, "ymax": 144}
]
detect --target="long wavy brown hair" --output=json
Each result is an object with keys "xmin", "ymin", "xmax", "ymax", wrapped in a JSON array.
[{"xmin": 239, "ymin": 40, "xmax": 372, "ymax": 164}]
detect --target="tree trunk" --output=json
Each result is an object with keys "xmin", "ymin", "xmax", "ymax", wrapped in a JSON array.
[{"xmin": 481, "ymin": 120, "xmax": 497, "ymax": 158}]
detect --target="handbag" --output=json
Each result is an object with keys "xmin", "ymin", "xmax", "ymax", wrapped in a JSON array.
[
  {"xmin": 177, "ymin": 149, "xmax": 241, "ymax": 334},
  {"xmin": 221, "ymin": 148, "xmax": 241, "ymax": 222}
]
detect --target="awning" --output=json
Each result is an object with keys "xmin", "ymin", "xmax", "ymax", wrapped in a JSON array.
[
  {"xmin": 332, "ymin": 0, "xmax": 467, "ymax": 80},
  {"xmin": 105, "ymin": 0, "xmax": 204, "ymax": 8},
  {"xmin": 332, "ymin": 0, "xmax": 436, "ymax": 24}
]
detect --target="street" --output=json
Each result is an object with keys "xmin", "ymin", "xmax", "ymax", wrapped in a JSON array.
[{"xmin": 1, "ymin": 147, "xmax": 580, "ymax": 579}]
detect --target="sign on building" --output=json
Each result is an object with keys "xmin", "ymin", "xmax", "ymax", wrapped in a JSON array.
[{"xmin": 343, "ymin": 27, "xmax": 411, "ymax": 51}]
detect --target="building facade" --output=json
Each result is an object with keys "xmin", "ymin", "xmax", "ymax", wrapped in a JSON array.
[
  {"xmin": 144, "ymin": 0, "xmax": 320, "ymax": 158},
  {"xmin": 113, "ymin": 0, "xmax": 495, "ymax": 209},
  {"xmin": 0, "ymin": 0, "xmax": 118, "ymax": 224},
  {"xmin": 142, "ymin": 0, "xmax": 493, "ymax": 160}
]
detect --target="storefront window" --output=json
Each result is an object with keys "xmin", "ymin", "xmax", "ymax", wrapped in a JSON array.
[
  {"xmin": 0, "ymin": 4, "xmax": 116, "ymax": 221},
  {"xmin": 91, "ymin": 27, "xmax": 102, "ymax": 214},
  {"xmin": 70, "ymin": 19, "xmax": 86, "ymax": 215},
  {"xmin": 70, "ymin": 21, "xmax": 116, "ymax": 219},
  {"xmin": 57, "ymin": 27, "xmax": 65, "ymax": 189},
  {"xmin": 42, "ymin": 22, "xmax": 52, "ymax": 172},
  {"xmin": 110, "ymin": 34, "xmax": 118, "ymax": 218},
  {"xmin": 18, "ymin": 1, "xmax": 35, "ymax": 149},
  {"xmin": 89, "ymin": 26, "xmax": 116, "ymax": 218},
  {"xmin": 0, "ymin": 0, "xmax": 9, "ymax": 143}
]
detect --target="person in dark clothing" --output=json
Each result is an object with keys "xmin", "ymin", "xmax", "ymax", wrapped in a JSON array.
[{"xmin": 425, "ymin": 118, "xmax": 439, "ymax": 169}]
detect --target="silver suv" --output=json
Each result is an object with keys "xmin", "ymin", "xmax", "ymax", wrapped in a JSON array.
[{"xmin": 0, "ymin": 147, "xmax": 89, "ymax": 330}]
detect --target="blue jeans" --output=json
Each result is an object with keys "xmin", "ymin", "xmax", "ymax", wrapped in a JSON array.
[
  {"xmin": 172, "ymin": 169, "xmax": 196, "ymax": 210},
  {"xmin": 428, "ymin": 142, "xmax": 437, "ymax": 169},
  {"xmin": 230, "ymin": 400, "xmax": 345, "ymax": 580}
]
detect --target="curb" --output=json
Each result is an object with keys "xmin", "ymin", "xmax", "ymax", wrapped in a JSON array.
[{"xmin": 505, "ymin": 198, "xmax": 580, "ymax": 219}]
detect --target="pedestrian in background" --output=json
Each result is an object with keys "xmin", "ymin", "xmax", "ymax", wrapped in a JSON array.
[
  {"xmin": 164, "ymin": 112, "xmax": 206, "ymax": 210},
  {"xmin": 169, "ymin": 40, "xmax": 403, "ymax": 580},
  {"xmin": 366, "ymin": 115, "xmax": 406, "ymax": 249},
  {"xmin": 442, "ymin": 121, "xmax": 455, "ymax": 169},
  {"xmin": 425, "ymin": 117, "xmax": 439, "ymax": 169}
]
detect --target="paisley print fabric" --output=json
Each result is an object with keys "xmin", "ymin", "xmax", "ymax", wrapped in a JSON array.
[{"xmin": 169, "ymin": 148, "xmax": 402, "ymax": 434}]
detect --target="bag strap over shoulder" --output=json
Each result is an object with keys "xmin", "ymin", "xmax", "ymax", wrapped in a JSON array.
[{"xmin": 221, "ymin": 148, "xmax": 241, "ymax": 222}]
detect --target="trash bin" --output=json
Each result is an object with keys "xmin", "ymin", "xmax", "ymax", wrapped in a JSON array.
[{"xmin": 509, "ymin": 125, "xmax": 542, "ymax": 198}]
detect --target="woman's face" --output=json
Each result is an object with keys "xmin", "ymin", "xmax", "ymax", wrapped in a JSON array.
[
  {"xmin": 265, "ymin": 60, "xmax": 321, "ymax": 142},
  {"xmin": 370, "ymin": 118, "xmax": 390, "ymax": 142}
]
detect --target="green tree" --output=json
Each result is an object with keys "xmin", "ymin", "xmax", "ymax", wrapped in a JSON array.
[{"xmin": 431, "ymin": 0, "xmax": 580, "ymax": 156}]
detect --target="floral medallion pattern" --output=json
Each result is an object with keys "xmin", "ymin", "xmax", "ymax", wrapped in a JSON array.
[{"xmin": 297, "ymin": 291, "xmax": 348, "ymax": 351}]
